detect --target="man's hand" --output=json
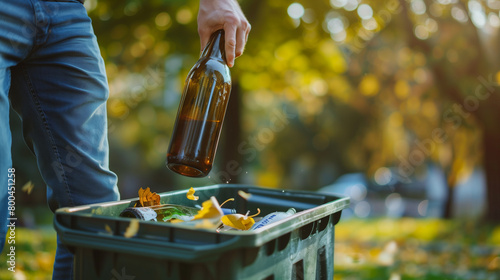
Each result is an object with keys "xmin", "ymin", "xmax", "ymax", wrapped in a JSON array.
[{"xmin": 197, "ymin": 0, "xmax": 251, "ymax": 67}]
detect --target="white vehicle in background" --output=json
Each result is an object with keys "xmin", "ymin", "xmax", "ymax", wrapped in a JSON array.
[{"xmin": 318, "ymin": 165, "xmax": 451, "ymax": 219}]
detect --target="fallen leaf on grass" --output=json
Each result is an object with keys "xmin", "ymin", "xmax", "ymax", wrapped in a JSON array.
[
  {"xmin": 36, "ymin": 251, "xmax": 54, "ymax": 271},
  {"xmin": 488, "ymin": 256, "xmax": 499, "ymax": 270}
]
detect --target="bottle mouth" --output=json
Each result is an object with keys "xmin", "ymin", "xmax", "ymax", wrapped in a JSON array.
[{"xmin": 167, "ymin": 163, "xmax": 207, "ymax": 178}]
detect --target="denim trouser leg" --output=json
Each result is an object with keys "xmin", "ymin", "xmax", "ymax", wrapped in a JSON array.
[
  {"xmin": 1, "ymin": 0, "xmax": 120, "ymax": 279},
  {"xmin": 0, "ymin": 69, "xmax": 13, "ymax": 254},
  {"xmin": 0, "ymin": 0, "xmax": 36, "ymax": 257}
]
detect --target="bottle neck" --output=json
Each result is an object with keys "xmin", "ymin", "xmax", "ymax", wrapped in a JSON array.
[{"xmin": 200, "ymin": 29, "xmax": 226, "ymax": 63}]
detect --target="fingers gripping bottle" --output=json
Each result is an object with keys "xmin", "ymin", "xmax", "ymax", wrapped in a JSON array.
[{"xmin": 167, "ymin": 30, "xmax": 231, "ymax": 177}]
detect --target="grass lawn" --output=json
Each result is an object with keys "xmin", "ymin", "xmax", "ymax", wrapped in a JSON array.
[
  {"xmin": 1, "ymin": 226, "xmax": 56, "ymax": 280},
  {"xmin": 0, "ymin": 207, "xmax": 57, "ymax": 280},
  {"xmin": 1, "ymin": 207, "xmax": 499, "ymax": 279},
  {"xmin": 334, "ymin": 218, "xmax": 500, "ymax": 280}
]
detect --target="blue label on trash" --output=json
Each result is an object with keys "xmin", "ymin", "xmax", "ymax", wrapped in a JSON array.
[
  {"xmin": 251, "ymin": 208, "xmax": 296, "ymax": 230},
  {"xmin": 252, "ymin": 214, "xmax": 278, "ymax": 230}
]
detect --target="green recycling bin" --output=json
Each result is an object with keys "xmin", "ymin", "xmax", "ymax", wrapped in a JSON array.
[{"xmin": 54, "ymin": 184, "xmax": 350, "ymax": 280}]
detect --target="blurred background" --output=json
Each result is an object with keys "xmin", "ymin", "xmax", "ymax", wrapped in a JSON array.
[{"xmin": 5, "ymin": 0, "xmax": 500, "ymax": 279}]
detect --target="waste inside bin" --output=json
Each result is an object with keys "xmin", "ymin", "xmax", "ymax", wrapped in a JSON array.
[{"xmin": 54, "ymin": 184, "xmax": 350, "ymax": 280}]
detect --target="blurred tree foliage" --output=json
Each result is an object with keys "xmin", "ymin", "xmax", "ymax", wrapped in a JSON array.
[{"xmin": 10, "ymin": 0, "xmax": 500, "ymax": 220}]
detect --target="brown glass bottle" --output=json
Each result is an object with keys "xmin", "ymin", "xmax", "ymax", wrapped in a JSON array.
[{"xmin": 166, "ymin": 30, "xmax": 231, "ymax": 177}]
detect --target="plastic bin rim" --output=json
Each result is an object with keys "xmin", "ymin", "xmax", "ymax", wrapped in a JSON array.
[
  {"xmin": 55, "ymin": 184, "xmax": 351, "ymax": 237},
  {"xmin": 56, "ymin": 184, "xmax": 349, "ymax": 213},
  {"xmin": 54, "ymin": 184, "xmax": 350, "ymax": 261}
]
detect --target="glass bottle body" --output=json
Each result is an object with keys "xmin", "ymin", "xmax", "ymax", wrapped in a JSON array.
[{"xmin": 167, "ymin": 30, "xmax": 231, "ymax": 177}]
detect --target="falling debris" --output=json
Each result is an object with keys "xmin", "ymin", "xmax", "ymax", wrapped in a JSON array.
[
  {"xmin": 186, "ymin": 187, "xmax": 199, "ymax": 201},
  {"xmin": 104, "ymin": 224, "xmax": 113, "ymax": 234},
  {"xmin": 238, "ymin": 190, "xmax": 252, "ymax": 200},
  {"xmin": 124, "ymin": 219, "xmax": 140, "ymax": 238},
  {"xmin": 22, "ymin": 181, "xmax": 35, "ymax": 195}
]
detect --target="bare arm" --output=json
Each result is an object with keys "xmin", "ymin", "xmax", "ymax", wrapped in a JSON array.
[{"xmin": 197, "ymin": 0, "xmax": 251, "ymax": 67}]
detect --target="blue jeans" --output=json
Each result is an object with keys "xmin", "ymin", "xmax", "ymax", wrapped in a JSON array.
[{"xmin": 0, "ymin": 0, "xmax": 120, "ymax": 278}]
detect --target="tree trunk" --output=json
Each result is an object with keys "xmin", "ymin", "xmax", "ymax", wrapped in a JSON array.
[
  {"xmin": 220, "ymin": 82, "xmax": 242, "ymax": 184},
  {"xmin": 483, "ymin": 128, "xmax": 500, "ymax": 222},
  {"xmin": 443, "ymin": 182, "xmax": 455, "ymax": 219}
]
